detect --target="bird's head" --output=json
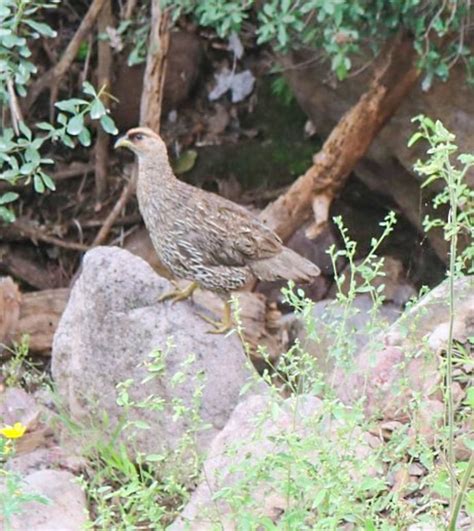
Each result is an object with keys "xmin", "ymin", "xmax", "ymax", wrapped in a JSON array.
[{"xmin": 114, "ymin": 127, "xmax": 167, "ymax": 159}]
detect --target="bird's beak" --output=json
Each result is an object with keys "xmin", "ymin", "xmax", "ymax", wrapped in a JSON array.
[{"xmin": 114, "ymin": 136, "xmax": 132, "ymax": 150}]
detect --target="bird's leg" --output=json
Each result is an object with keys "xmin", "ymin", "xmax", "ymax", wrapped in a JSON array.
[
  {"xmin": 198, "ymin": 299, "xmax": 233, "ymax": 334},
  {"xmin": 158, "ymin": 280, "xmax": 198, "ymax": 303}
]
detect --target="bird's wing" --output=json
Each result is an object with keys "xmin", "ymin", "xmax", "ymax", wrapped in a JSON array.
[{"xmin": 176, "ymin": 193, "xmax": 283, "ymax": 267}]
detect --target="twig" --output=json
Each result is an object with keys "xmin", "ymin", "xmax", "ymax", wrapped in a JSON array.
[
  {"xmin": 91, "ymin": 179, "xmax": 136, "ymax": 246},
  {"xmin": 123, "ymin": 0, "xmax": 138, "ymax": 19},
  {"xmin": 448, "ymin": 452, "xmax": 474, "ymax": 530},
  {"xmin": 6, "ymin": 78, "xmax": 24, "ymax": 135},
  {"xmin": 25, "ymin": 0, "xmax": 108, "ymax": 110},
  {"xmin": 80, "ymin": 213, "xmax": 141, "ymax": 228},
  {"xmin": 9, "ymin": 220, "xmax": 89, "ymax": 251}
]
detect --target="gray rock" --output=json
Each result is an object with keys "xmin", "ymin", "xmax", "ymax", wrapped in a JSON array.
[
  {"xmin": 6, "ymin": 447, "xmax": 85, "ymax": 477},
  {"xmin": 5, "ymin": 469, "xmax": 88, "ymax": 531},
  {"xmin": 293, "ymin": 294, "xmax": 403, "ymax": 376},
  {"xmin": 0, "ymin": 387, "xmax": 40, "ymax": 431},
  {"xmin": 335, "ymin": 276, "xmax": 474, "ymax": 425},
  {"xmin": 52, "ymin": 247, "xmax": 259, "ymax": 457}
]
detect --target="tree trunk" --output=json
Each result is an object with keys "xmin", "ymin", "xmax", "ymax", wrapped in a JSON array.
[
  {"xmin": 260, "ymin": 32, "xmax": 421, "ymax": 241},
  {"xmin": 94, "ymin": 0, "xmax": 113, "ymax": 200},
  {"xmin": 139, "ymin": 2, "xmax": 170, "ymax": 131}
]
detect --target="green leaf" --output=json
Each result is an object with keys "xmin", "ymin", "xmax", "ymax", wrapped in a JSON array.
[
  {"xmin": 33, "ymin": 174, "xmax": 45, "ymax": 193},
  {"xmin": 18, "ymin": 121, "xmax": 32, "ymax": 140},
  {"xmin": 20, "ymin": 162, "xmax": 37, "ymax": 175},
  {"xmin": 78, "ymin": 128, "xmax": 91, "ymax": 147},
  {"xmin": 90, "ymin": 98, "xmax": 106, "ymax": 119},
  {"xmin": 36, "ymin": 122, "xmax": 55, "ymax": 131},
  {"xmin": 57, "ymin": 113, "xmax": 68, "ymax": 125},
  {"xmin": 24, "ymin": 19, "xmax": 57, "ymax": 37},
  {"xmin": 172, "ymin": 150, "xmax": 197, "ymax": 174},
  {"xmin": 0, "ymin": 206, "xmax": 15, "ymax": 223},
  {"xmin": 55, "ymin": 99, "xmax": 87, "ymax": 112},
  {"xmin": 61, "ymin": 134, "xmax": 75, "ymax": 148},
  {"xmin": 66, "ymin": 114, "xmax": 84, "ymax": 135},
  {"xmin": 40, "ymin": 172, "xmax": 56, "ymax": 191},
  {"xmin": 145, "ymin": 454, "xmax": 165, "ymax": 463},
  {"xmin": 0, "ymin": 192, "xmax": 19, "ymax": 205},
  {"xmin": 408, "ymin": 131, "xmax": 423, "ymax": 147},
  {"xmin": 99, "ymin": 114, "xmax": 118, "ymax": 135},
  {"xmin": 82, "ymin": 81, "xmax": 97, "ymax": 97}
]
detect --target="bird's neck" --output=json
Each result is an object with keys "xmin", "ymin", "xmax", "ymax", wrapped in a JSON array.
[
  {"xmin": 139, "ymin": 154, "xmax": 175, "ymax": 184},
  {"xmin": 136, "ymin": 154, "xmax": 178, "ymax": 216}
]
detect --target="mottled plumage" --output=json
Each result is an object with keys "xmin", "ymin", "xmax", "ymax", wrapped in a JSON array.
[{"xmin": 115, "ymin": 128, "xmax": 320, "ymax": 330}]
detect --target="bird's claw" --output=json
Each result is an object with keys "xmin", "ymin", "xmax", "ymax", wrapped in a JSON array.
[
  {"xmin": 197, "ymin": 301, "xmax": 233, "ymax": 334},
  {"xmin": 158, "ymin": 281, "xmax": 198, "ymax": 304}
]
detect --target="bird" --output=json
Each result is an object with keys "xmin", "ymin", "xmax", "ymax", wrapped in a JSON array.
[{"xmin": 114, "ymin": 127, "xmax": 320, "ymax": 333}]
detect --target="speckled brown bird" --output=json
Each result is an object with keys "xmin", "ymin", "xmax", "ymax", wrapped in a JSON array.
[{"xmin": 114, "ymin": 127, "xmax": 320, "ymax": 333}]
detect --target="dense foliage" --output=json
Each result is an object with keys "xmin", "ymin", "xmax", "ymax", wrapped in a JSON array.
[
  {"xmin": 165, "ymin": 0, "xmax": 473, "ymax": 85},
  {"xmin": 0, "ymin": 0, "xmax": 117, "ymax": 221}
]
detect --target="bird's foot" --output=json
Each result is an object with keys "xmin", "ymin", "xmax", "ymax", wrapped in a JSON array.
[
  {"xmin": 197, "ymin": 300, "xmax": 233, "ymax": 334},
  {"xmin": 158, "ymin": 281, "xmax": 198, "ymax": 304}
]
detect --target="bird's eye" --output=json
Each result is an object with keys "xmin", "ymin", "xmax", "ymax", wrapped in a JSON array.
[{"xmin": 134, "ymin": 133, "xmax": 144, "ymax": 141}]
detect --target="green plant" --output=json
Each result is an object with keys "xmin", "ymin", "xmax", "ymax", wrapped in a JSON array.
[
  {"xmin": 73, "ymin": 340, "xmax": 207, "ymax": 529},
  {"xmin": 163, "ymin": 0, "xmax": 472, "ymax": 84},
  {"xmin": 1, "ymin": 335, "xmax": 46, "ymax": 390},
  {"xmin": 0, "ymin": 423, "xmax": 49, "ymax": 530},
  {"xmin": 0, "ymin": 1, "xmax": 118, "ymax": 222},
  {"xmin": 409, "ymin": 116, "xmax": 474, "ymax": 528}
]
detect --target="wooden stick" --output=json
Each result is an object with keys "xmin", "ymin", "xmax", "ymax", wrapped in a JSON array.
[
  {"xmin": 94, "ymin": 0, "xmax": 114, "ymax": 200},
  {"xmin": 139, "ymin": 2, "xmax": 170, "ymax": 131},
  {"xmin": 9, "ymin": 220, "xmax": 89, "ymax": 252},
  {"xmin": 6, "ymin": 78, "xmax": 23, "ymax": 135}
]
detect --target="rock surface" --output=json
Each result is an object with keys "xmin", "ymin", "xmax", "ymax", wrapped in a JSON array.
[
  {"xmin": 335, "ymin": 276, "xmax": 473, "ymax": 432},
  {"xmin": 112, "ymin": 31, "xmax": 203, "ymax": 130},
  {"xmin": 292, "ymin": 294, "xmax": 404, "ymax": 376},
  {"xmin": 4, "ymin": 469, "xmax": 88, "ymax": 531},
  {"xmin": 52, "ymin": 247, "xmax": 259, "ymax": 456},
  {"xmin": 171, "ymin": 394, "xmax": 379, "ymax": 530}
]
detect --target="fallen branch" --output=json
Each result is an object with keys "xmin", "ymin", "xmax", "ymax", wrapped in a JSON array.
[
  {"xmin": 0, "ymin": 244, "xmax": 63, "ymax": 289},
  {"xmin": 0, "ymin": 277, "xmax": 70, "ymax": 354},
  {"xmin": 260, "ymin": 31, "xmax": 421, "ymax": 240},
  {"xmin": 8, "ymin": 220, "xmax": 89, "ymax": 252},
  {"xmin": 25, "ymin": 0, "xmax": 108, "ymax": 110}
]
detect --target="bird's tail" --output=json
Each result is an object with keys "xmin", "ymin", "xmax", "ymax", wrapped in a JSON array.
[{"xmin": 250, "ymin": 247, "xmax": 320, "ymax": 283}]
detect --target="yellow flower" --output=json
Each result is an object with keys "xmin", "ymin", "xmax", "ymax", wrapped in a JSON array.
[{"xmin": 0, "ymin": 422, "xmax": 27, "ymax": 439}]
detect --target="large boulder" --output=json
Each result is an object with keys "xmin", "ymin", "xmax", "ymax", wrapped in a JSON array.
[{"xmin": 52, "ymin": 247, "xmax": 260, "ymax": 456}]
